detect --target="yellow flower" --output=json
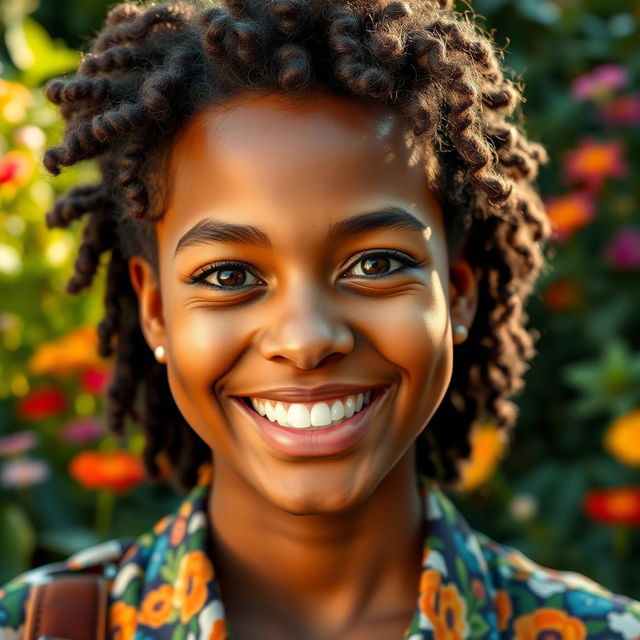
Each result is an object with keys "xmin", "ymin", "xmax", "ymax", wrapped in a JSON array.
[
  {"xmin": 603, "ymin": 409, "xmax": 640, "ymax": 466},
  {"xmin": 28, "ymin": 324, "xmax": 109, "ymax": 376},
  {"xmin": 0, "ymin": 79, "xmax": 32, "ymax": 123},
  {"xmin": 459, "ymin": 421, "xmax": 506, "ymax": 491}
]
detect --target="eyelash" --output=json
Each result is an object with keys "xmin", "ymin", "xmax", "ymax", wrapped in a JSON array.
[{"xmin": 186, "ymin": 250, "xmax": 422, "ymax": 291}]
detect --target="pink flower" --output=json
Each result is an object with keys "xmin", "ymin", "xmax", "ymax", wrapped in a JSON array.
[
  {"xmin": 1, "ymin": 458, "xmax": 50, "ymax": 488},
  {"xmin": 603, "ymin": 227, "xmax": 640, "ymax": 270},
  {"xmin": 0, "ymin": 431, "xmax": 38, "ymax": 457},
  {"xmin": 571, "ymin": 64, "xmax": 629, "ymax": 101},
  {"xmin": 61, "ymin": 418, "xmax": 104, "ymax": 444},
  {"xmin": 599, "ymin": 94, "xmax": 640, "ymax": 127},
  {"xmin": 564, "ymin": 139, "xmax": 626, "ymax": 193}
]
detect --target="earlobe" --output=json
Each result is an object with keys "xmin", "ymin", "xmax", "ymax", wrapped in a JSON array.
[
  {"xmin": 128, "ymin": 256, "xmax": 166, "ymax": 352},
  {"xmin": 448, "ymin": 258, "xmax": 479, "ymax": 338}
]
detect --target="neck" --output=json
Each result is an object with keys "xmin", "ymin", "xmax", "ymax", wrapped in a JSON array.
[{"xmin": 207, "ymin": 452, "xmax": 425, "ymax": 638}]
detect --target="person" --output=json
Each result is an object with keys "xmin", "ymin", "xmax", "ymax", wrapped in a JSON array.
[{"xmin": 1, "ymin": 0, "xmax": 639, "ymax": 638}]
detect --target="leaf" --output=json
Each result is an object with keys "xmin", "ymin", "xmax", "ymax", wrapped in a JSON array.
[
  {"xmin": 4, "ymin": 16, "xmax": 80, "ymax": 86},
  {"xmin": 0, "ymin": 502, "xmax": 36, "ymax": 584}
]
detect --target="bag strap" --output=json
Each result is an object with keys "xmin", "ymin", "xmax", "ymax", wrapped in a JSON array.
[{"xmin": 23, "ymin": 574, "xmax": 108, "ymax": 640}]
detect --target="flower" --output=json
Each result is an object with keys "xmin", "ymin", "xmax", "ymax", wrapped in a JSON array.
[
  {"xmin": 210, "ymin": 620, "xmax": 228, "ymax": 640},
  {"xmin": 494, "ymin": 590, "xmax": 512, "ymax": 632},
  {"xmin": 563, "ymin": 139, "xmax": 626, "ymax": 193},
  {"xmin": 0, "ymin": 458, "xmax": 50, "ymax": 488},
  {"xmin": 138, "ymin": 584, "xmax": 174, "ymax": 628},
  {"xmin": 29, "ymin": 325, "xmax": 109, "ymax": 377},
  {"xmin": 81, "ymin": 367, "xmax": 111, "ymax": 394},
  {"xmin": 0, "ymin": 151, "xmax": 33, "ymax": 188},
  {"xmin": 508, "ymin": 494, "xmax": 539, "ymax": 522},
  {"xmin": 459, "ymin": 421, "xmax": 506, "ymax": 491},
  {"xmin": 419, "ymin": 569, "xmax": 468, "ymax": 639},
  {"xmin": 69, "ymin": 450, "xmax": 145, "ymax": 493},
  {"xmin": 545, "ymin": 193, "xmax": 595, "ymax": 242},
  {"xmin": 60, "ymin": 418, "xmax": 104, "ymax": 444},
  {"xmin": 599, "ymin": 94, "xmax": 640, "ymax": 127},
  {"xmin": 109, "ymin": 601, "xmax": 137, "ymax": 640},
  {"xmin": 16, "ymin": 386, "xmax": 67, "ymax": 420},
  {"xmin": 583, "ymin": 487, "xmax": 640, "ymax": 526},
  {"xmin": 603, "ymin": 410, "xmax": 640, "ymax": 466},
  {"xmin": 13, "ymin": 125, "xmax": 46, "ymax": 150},
  {"xmin": 513, "ymin": 608, "xmax": 586, "ymax": 640},
  {"xmin": 0, "ymin": 431, "xmax": 38, "ymax": 457},
  {"xmin": 174, "ymin": 551, "xmax": 215, "ymax": 624},
  {"xmin": 602, "ymin": 228, "xmax": 640, "ymax": 270},
  {"xmin": 571, "ymin": 65, "xmax": 629, "ymax": 102},
  {"xmin": 541, "ymin": 277, "xmax": 586, "ymax": 311},
  {"xmin": 0, "ymin": 79, "xmax": 32, "ymax": 123}
]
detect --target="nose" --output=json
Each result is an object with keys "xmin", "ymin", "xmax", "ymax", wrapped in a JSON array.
[{"xmin": 257, "ymin": 283, "xmax": 355, "ymax": 369}]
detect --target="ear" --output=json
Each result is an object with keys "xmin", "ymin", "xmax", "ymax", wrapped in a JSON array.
[
  {"xmin": 448, "ymin": 257, "xmax": 478, "ymax": 335},
  {"xmin": 129, "ymin": 255, "xmax": 166, "ymax": 354}
]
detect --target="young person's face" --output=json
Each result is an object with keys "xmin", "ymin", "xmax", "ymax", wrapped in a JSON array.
[{"xmin": 130, "ymin": 92, "xmax": 477, "ymax": 513}]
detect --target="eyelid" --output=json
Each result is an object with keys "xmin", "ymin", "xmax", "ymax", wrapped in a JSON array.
[
  {"xmin": 341, "ymin": 249, "xmax": 422, "ymax": 277},
  {"xmin": 186, "ymin": 260, "xmax": 264, "ymax": 289}
]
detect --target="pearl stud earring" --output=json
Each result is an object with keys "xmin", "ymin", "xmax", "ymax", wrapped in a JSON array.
[
  {"xmin": 154, "ymin": 345, "xmax": 166, "ymax": 363},
  {"xmin": 453, "ymin": 325, "xmax": 468, "ymax": 345}
]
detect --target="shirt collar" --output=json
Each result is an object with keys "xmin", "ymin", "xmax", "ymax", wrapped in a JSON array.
[{"xmin": 110, "ymin": 464, "xmax": 499, "ymax": 639}]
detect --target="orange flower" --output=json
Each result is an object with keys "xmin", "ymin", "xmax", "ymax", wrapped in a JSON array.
[
  {"xmin": 69, "ymin": 450, "xmax": 145, "ymax": 493},
  {"xmin": 210, "ymin": 620, "xmax": 229, "ymax": 640},
  {"xmin": 0, "ymin": 79, "xmax": 32, "ymax": 123},
  {"xmin": 564, "ymin": 139, "xmax": 626, "ymax": 192},
  {"xmin": 198, "ymin": 462, "xmax": 213, "ymax": 486},
  {"xmin": 545, "ymin": 193, "xmax": 595, "ymax": 242},
  {"xmin": 494, "ymin": 590, "xmax": 512, "ymax": 631},
  {"xmin": 0, "ymin": 151, "xmax": 33, "ymax": 187},
  {"xmin": 109, "ymin": 601, "xmax": 138, "ymax": 640},
  {"xmin": 419, "ymin": 569, "xmax": 467, "ymax": 639},
  {"xmin": 603, "ymin": 409, "xmax": 640, "ymax": 466},
  {"xmin": 584, "ymin": 487, "xmax": 640, "ymax": 526},
  {"xmin": 513, "ymin": 608, "xmax": 586, "ymax": 640},
  {"xmin": 139, "ymin": 584, "xmax": 174, "ymax": 628},
  {"xmin": 174, "ymin": 550, "xmax": 215, "ymax": 623},
  {"xmin": 542, "ymin": 277, "xmax": 586, "ymax": 312},
  {"xmin": 170, "ymin": 516, "xmax": 188, "ymax": 547},
  {"xmin": 459, "ymin": 422, "xmax": 506, "ymax": 491},
  {"xmin": 29, "ymin": 325, "xmax": 110, "ymax": 377}
]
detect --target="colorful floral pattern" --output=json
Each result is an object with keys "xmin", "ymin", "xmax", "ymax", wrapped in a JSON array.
[{"xmin": 1, "ymin": 467, "xmax": 639, "ymax": 639}]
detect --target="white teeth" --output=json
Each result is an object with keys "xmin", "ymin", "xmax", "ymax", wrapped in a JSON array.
[
  {"xmin": 288, "ymin": 403, "xmax": 311, "ymax": 429},
  {"xmin": 330, "ymin": 400, "xmax": 345, "ymax": 421},
  {"xmin": 344, "ymin": 396, "xmax": 355, "ymax": 418},
  {"xmin": 275, "ymin": 402, "xmax": 289, "ymax": 426},
  {"xmin": 265, "ymin": 401, "xmax": 276, "ymax": 422},
  {"xmin": 247, "ymin": 389, "xmax": 378, "ymax": 430},
  {"xmin": 310, "ymin": 402, "xmax": 332, "ymax": 427}
]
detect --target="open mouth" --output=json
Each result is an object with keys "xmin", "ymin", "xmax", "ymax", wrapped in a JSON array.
[{"xmin": 241, "ymin": 387, "xmax": 386, "ymax": 431}]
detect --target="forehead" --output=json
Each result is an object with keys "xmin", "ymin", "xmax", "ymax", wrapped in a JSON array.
[{"xmin": 158, "ymin": 91, "xmax": 440, "ymax": 246}]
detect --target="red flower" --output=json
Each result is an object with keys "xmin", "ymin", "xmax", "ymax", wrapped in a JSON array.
[
  {"xmin": 584, "ymin": 487, "xmax": 640, "ymax": 526},
  {"xmin": 17, "ymin": 387, "xmax": 67, "ymax": 420},
  {"xmin": 599, "ymin": 94, "xmax": 640, "ymax": 127},
  {"xmin": 69, "ymin": 450, "xmax": 145, "ymax": 494},
  {"xmin": 563, "ymin": 139, "xmax": 626, "ymax": 193},
  {"xmin": 0, "ymin": 150, "xmax": 32, "ymax": 187},
  {"xmin": 80, "ymin": 367, "xmax": 111, "ymax": 394},
  {"xmin": 541, "ymin": 277, "xmax": 586, "ymax": 312}
]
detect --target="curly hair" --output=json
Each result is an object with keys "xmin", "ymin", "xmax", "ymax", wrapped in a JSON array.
[{"xmin": 43, "ymin": 0, "xmax": 551, "ymax": 494}]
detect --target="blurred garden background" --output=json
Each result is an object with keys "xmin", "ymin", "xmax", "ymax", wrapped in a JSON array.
[{"xmin": 1, "ymin": 0, "xmax": 639, "ymax": 599}]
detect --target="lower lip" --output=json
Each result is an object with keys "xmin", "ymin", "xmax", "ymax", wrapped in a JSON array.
[{"xmin": 233, "ymin": 388, "xmax": 388, "ymax": 458}]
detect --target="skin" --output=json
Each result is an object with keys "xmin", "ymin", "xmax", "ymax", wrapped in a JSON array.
[{"xmin": 130, "ymin": 91, "xmax": 478, "ymax": 639}]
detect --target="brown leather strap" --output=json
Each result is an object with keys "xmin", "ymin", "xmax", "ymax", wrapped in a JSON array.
[{"xmin": 23, "ymin": 574, "xmax": 108, "ymax": 640}]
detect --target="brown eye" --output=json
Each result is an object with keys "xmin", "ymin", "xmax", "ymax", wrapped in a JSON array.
[
  {"xmin": 359, "ymin": 256, "xmax": 391, "ymax": 275},
  {"xmin": 217, "ymin": 268, "xmax": 246, "ymax": 287}
]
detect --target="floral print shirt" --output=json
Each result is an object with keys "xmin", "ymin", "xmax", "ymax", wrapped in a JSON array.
[{"xmin": 1, "ymin": 465, "xmax": 640, "ymax": 640}]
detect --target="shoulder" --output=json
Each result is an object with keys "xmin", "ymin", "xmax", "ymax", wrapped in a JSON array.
[
  {"xmin": 0, "ymin": 538, "xmax": 133, "ymax": 637},
  {"xmin": 475, "ymin": 530, "xmax": 640, "ymax": 639}
]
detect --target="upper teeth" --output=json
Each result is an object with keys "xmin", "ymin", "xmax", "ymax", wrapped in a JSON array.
[{"xmin": 249, "ymin": 391, "xmax": 373, "ymax": 430}]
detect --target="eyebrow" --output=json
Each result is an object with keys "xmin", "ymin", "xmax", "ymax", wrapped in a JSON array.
[{"xmin": 174, "ymin": 206, "xmax": 427, "ymax": 257}]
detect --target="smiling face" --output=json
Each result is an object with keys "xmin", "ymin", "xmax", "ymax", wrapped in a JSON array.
[{"xmin": 130, "ymin": 91, "xmax": 477, "ymax": 514}]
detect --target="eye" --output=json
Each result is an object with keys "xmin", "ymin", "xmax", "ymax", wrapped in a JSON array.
[
  {"xmin": 187, "ymin": 261, "xmax": 263, "ymax": 290},
  {"xmin": 342, "ymin": 250, "xmax": 420, "ymax": 279}
]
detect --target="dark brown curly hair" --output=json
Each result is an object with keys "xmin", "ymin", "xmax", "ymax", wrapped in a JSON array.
[{"xmin": 43, "ymin": 0, "xmax": 551, "ymax": 494}]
